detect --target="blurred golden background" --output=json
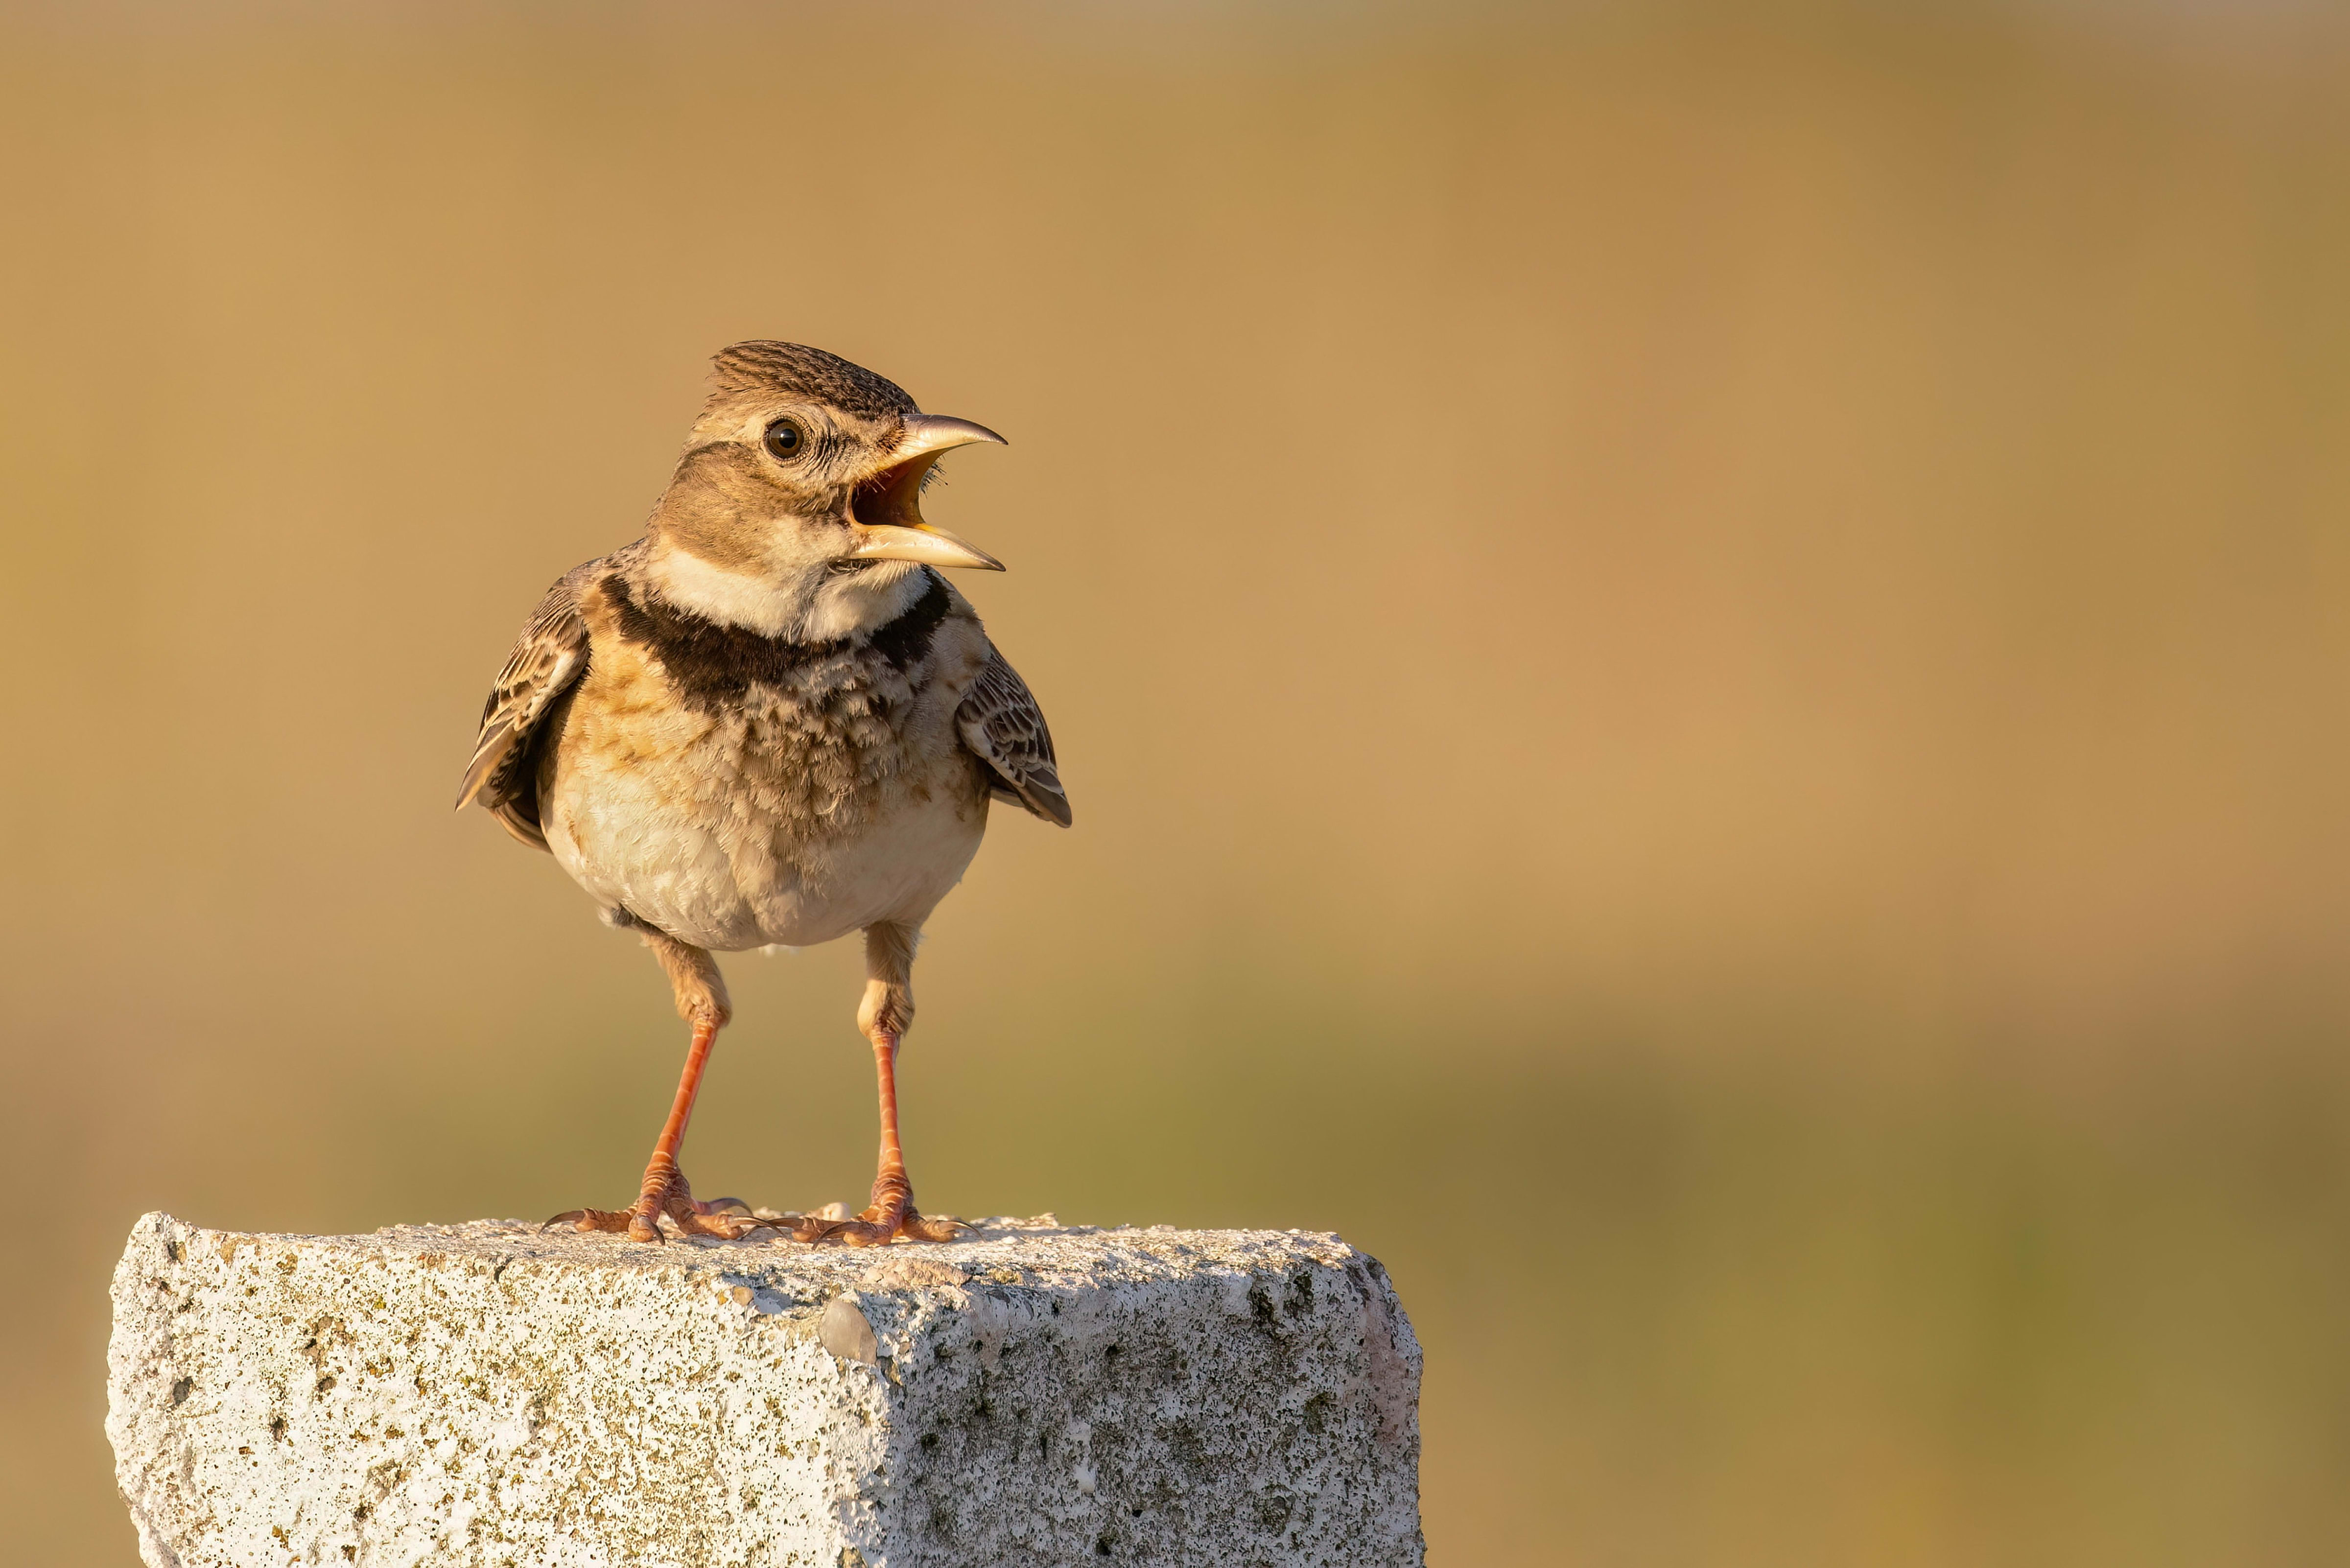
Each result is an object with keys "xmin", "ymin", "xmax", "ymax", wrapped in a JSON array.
[{"xmin": 4, "ymin": 1, "xmax": 2348, "ymax": 1562}]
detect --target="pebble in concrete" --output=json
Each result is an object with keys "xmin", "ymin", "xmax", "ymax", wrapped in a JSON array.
[{"xmin": 107, "ymin": 1212, "xmax": 1424, "ymax": 1567}]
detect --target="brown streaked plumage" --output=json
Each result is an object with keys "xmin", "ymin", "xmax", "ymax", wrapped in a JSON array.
[{"xmin": 457, "ymin": 342, "xmax": 1069, "ymax": 1245}]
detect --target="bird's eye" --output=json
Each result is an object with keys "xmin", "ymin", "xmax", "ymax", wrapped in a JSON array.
[{"xmin": 762, "ymin": 419, "xmax": 806, "ymax": 461}]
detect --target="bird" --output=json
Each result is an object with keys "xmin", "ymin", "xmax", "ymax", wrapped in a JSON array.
[{"xmin": 455, "ymin": 341, "xmax": 1070, "ymax": 1245}]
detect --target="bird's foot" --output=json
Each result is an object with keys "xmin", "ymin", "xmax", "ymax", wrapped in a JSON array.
[
  {"xmin": 788, "ymin": 1172, "xmax": 970, "ymax": 1247},
  {"xmin": 543, "ymin": 1155, "xmax": 767, "ymax": 1243}
]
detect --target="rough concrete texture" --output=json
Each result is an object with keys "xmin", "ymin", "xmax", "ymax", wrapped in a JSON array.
[{"xmin": 108, "ymin": 1212, "xmax": 1423, "ymax": 1568}]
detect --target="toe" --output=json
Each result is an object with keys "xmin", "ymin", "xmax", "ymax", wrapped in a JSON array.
[
  {"xmin": 899, "ymin": 1211, "xmax": 969, "ymax": 1243},
  {"xmin": 675, "ymin": 1210, "xmax": 761, "ymax": 1240},
  {"xmin": 647, "ymin": 1168, "xmax": 774, "ymax": 1239},
  {"xmin": 807, "ymin": 1218, "xmax": 894, "ymax": 1247},
  {"xmin": 691, "ymin": 1195, "xmax": 754, "ymax": 1217},
  {"xmin": 545, "ymin": 1208, "xmax": 638, "ymax": 1236}
]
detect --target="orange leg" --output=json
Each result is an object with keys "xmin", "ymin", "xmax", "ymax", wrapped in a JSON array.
[
  {"xmin": 547, "ymin": 926, "xmax": 766, "ymax": 1242},
  {"xmin": 803, "ymin": 922, "xmax": 964, "ymax": 1246}
]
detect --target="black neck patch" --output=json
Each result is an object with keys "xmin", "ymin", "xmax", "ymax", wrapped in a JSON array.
[{"xmin": 607, "ymin": 569, "xmax": 951, "ymax": 709}]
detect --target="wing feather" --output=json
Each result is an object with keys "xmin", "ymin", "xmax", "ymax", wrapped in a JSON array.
[
  {"xmin": 956, "ymin": 650, "xmax": 1072, "ymax": 827},
  {"xmin": 455, "ymin": 561, "xmax": 596, "ymax": 850}
]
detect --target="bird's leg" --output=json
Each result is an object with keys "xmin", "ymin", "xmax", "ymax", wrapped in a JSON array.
[
  {"xmin": 805, "ymin": 922, "xmax": 965, "ymax": 1246},
  {"xmin": 546, "ymin": 928, "xmax": 766, "ymax": 1242}
]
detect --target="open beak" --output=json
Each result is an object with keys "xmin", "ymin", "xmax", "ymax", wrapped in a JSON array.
[{"xmin": 841, "ymin": 415, "xmax": 1009, "ymax": 571}]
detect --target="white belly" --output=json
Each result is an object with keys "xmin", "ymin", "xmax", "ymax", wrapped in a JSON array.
[{"xmin": 545, "ymin": 768, "xmax": 990, "ymax": 952}]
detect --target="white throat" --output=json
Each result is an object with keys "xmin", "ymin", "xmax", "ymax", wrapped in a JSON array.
[{"xmin": 645, "ymin": 543, "xmax": 926, "ymax": 643}]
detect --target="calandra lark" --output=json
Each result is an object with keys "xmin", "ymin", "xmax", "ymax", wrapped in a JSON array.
[{"xmin": 457, "ymin": 342, "xmax": 1069, "ymax": 1245}]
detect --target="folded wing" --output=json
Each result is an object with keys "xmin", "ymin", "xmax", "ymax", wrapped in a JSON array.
[
  {"xmin": 455, "ymin": 561, "xmax": 596, "ymax": 850},
  {"xmin": 956, "ymin": 649, "xmax": 1073, "ymax": 828}
]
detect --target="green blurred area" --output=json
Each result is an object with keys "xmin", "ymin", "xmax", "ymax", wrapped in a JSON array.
[{"xmin": 3, "ymin": 2, "xmax": 2349, "ymax": 1562}]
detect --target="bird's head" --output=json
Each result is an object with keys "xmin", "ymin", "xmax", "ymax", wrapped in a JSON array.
[{"xmin": 644, "ymin": 341, "xmax": 1007, "ymax": 640}]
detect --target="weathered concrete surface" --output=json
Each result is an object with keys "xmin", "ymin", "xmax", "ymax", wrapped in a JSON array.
[{"xmin": 107, "ymin": 1212, "xmax": 1423, "ymax": 1568}]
